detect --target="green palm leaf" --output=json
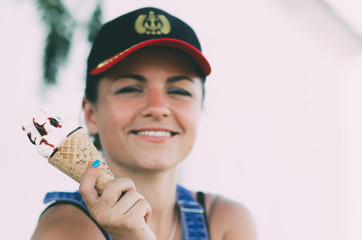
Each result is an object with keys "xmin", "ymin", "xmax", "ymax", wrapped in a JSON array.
[{"xmin": 36, "ymin": 0, "xmax": 102, "ymax": 85}]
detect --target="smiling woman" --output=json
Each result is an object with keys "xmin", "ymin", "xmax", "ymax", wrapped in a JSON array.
[
  {"xmin": 84, "ymin": 48, "xmax": 204, "ymax": 172},
  {"xmin": 31, "ymin": 7, "xmax": 257, "ymax": 240}
]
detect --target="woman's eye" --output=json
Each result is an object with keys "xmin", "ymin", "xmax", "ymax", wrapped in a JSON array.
[
  {"xmin": 115, "ymin": 86, "xmax": 142, "ymax": 94},
  {"xmin": 168, "ymin": 88, "xmax": 192, "ymax": 96}
]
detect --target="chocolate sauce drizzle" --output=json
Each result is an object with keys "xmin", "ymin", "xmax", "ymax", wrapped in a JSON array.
[
  {"xmin": 49, "ymin": 148, "xmax": 59, "ymax": 158},
  {"xmin": 49, "ymin": 117, "xmax": 62, "ymax": 128},
  {"xmin": 67, "ymin": 126, "xmax": 82, "ymax": 137},
  {"xmin": 27, "ymin": 133, "xmax": 36, "ymax": 145},
  {"xmin": 22, "ymin": 116, "xmax": 63, "ymax": 147},
  {"xmin": 39, "ymin": 138, "xmax": 55, "ymax": 148},
  {"xmin": 33, "ymin": 118, "xmax": 47, "ymax": 136}
]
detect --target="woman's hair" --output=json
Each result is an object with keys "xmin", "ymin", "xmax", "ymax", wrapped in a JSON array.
[{"xmin": 85, "ymin": 73, "xmax": 103, "ymax": 104}]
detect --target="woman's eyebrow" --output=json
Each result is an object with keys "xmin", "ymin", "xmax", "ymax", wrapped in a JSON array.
[
  {"xmin": 114, "ymin": 74, "xmax": 146, "ymax": 82},
  {"xmin": 167, "ymin": 75, "xmax": 193, "ymax": 83}
]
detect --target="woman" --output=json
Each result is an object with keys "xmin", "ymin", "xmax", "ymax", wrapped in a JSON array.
[{"xmin": 32, "ymin": 7, "xmax": 257, "ymax": 240}]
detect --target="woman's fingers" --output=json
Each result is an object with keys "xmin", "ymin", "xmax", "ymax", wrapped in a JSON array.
[
  {"xmin": 79, "ymin": 161, "xmax": 102, "ymax": 211},
  {"xmin": 100, "ymin": 178, "xmax": 136, "ymax": 209},
  {"xmin": 112, "ymin": 189, "xmax": 149, "ymax": 217},
  {"xmin": 125, "ymin": 197, "xmax": 152, "ymax": 224}
]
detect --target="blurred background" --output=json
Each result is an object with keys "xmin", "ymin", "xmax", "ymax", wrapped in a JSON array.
[{"xmin": 1, "ymin": 0, "xmax": 362, "ymax": 239}]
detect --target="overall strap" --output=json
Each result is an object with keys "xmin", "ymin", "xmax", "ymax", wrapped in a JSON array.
[
  {"xmin": 177, "ymin": 185, "xmax": 210, "ymax": 240},
  {"xmin": 44, "ymin": 191, "xmax": 87, "ymax": 208}
]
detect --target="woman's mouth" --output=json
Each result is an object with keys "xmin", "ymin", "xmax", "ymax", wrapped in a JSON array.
[{"xmin": 130, "ymin": 130, "xmax": 178, "ymax": 142}]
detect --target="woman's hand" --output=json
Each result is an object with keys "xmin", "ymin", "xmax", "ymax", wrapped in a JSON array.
[{"xmin": 79, "ymin": 163, "xmax": 156, "ymax": 240}]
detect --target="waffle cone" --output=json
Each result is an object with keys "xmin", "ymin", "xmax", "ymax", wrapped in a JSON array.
[{"xmin": 48, "ymin": 127, "xmax": 114, "ymax": 194}]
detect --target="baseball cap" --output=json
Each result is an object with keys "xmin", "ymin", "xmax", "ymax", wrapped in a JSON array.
[{"xmin": 87, "ymin": 7, "xmax": 211, "ymax": 77}]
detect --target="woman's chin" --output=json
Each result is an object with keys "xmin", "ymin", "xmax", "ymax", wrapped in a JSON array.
[{"xmin": 137, "ymin": 160, "xmax": 178, "ymax": 172}]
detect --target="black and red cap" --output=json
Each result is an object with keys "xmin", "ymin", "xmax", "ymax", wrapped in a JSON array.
[{"xmin": 87, "ymin": 7, "xmax": 211, "ymax": 77}]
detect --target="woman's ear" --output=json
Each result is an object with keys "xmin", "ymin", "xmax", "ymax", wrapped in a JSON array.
[{"xmin": 82, "ymin": 98, "xmax": 98, "ymax": 135}]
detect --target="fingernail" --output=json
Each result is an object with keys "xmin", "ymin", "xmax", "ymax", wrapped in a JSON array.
[{"xmin": 92, "ymin": 160, "xmax": 101, "ymax": 168}]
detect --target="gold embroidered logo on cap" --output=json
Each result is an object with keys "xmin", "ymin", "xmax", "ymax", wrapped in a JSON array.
[{"xmin": 135, "ymin": 11, "xmax": 171, "ymax": 35}]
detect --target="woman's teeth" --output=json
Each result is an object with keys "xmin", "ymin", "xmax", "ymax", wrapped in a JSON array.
[{"xmin": 136, "ymin": 130, "xmax": 171, "ymax": 137}]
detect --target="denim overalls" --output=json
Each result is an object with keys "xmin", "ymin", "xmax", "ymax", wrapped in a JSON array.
[{"xmin": 43, "ymin": 185, "xmax": 209, "ymax": 240}]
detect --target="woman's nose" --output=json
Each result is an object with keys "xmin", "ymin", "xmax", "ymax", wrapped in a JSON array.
[{"xmin": 140, "ymin": 91, "xmax": 171, "ymax": 118}]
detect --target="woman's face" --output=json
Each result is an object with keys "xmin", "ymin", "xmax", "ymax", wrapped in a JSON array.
[{"xmin": 84, "ymin": 48, "xmax": 203, "ymax": 172}]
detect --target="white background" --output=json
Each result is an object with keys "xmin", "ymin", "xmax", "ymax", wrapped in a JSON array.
[{"xmin": 1, "ymin": 0, "xmax": 362, "ymax": 239}]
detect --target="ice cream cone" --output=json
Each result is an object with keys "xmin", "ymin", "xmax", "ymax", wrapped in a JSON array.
[{"xmin": 48, "ymin": 127, "xmax": 114, "ymax": 194}]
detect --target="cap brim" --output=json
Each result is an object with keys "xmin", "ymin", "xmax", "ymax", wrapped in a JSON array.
[{"xmin": 89, "ymin": 38, "xmax": 211, "ymax": 76}]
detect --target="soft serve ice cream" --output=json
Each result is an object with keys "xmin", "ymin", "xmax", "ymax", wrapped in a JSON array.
[
  {"xmin": 22, "ymin": 109, "xmax": 76, "ymax": 158},
  {"xmin": 21, "ymin": 108, "xmax": 114, "ymax": 194}
]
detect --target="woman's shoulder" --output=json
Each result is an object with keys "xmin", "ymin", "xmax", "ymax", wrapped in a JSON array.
[
  {"xmin": 204, "ymin": 193, "xmax": 258, "ymax": 240},
  {"xmin": 31, "ymin": 204, "xmax": 105, "ymax": 240}
]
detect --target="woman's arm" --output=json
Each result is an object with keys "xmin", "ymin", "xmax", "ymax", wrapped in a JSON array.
[
  {"xmin": 207, "ymin": 195, "xmax": 258, "ymax": 240},
  {"xmin": 31, "ymin": 204, "xmax": 105, "ymax": 240}
]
